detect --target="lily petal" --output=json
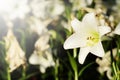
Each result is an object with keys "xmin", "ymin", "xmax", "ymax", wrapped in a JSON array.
[
  {"xmin": 82, "ymin": 13, "xmax": 97, "ymax": 30},
  {"xmin": 98, "ymin": 26, "xmax": 111, "ymax": 36},
  {"xmin": 71, "ymin": 18, "xmax": 84, "ymax": 32},
  {"xmin": 90, "ymin": 42, "xmax": 105, "ymax": 57},
  {"xmin": 64, "ymin": 33, "xmax": 87, "ymax": 49},
  {"xmin": 39, "ymin": 66, "xmax": 46, "ymax": 73},
  {"xmin": 78, "ymin": 47, "xmax": 91, "ymax": 64},
  {"xmin": 29, "ymin": 53, "xmax": 40, "ymax": 64},
  {"xmin": 113, "ymin": 23, "xmax": 120, "ymax": 35}
]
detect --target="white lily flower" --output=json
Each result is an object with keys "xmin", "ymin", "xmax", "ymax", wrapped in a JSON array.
[
  {"xmin": 96, "ymin": 48, "xmax": 117, "ymax": 79},
  {"xmin": 64, "ymin": 13, "xmax": 111, "ymax": 64},
  {"xmin": 4, "ymin": 29, "xmax": 26, "ymax": 72},
  {"xmin": 113, "ymin": 22, "xmax": 120, "ymax": 35},
  {"xmin": 105, "ymin": 22, "xmax": 120, "ymax": 38},
  {"xmin": 29, "ymin": 33, "xmax": 55, "ymax": 73}
]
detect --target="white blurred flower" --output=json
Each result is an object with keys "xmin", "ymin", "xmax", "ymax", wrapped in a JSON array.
[
  {"xmin": 61, "ymin": 21, "xmax": 72, "ymax": 32},
  {"xmin": 30, "ymin": 0, "xmax": 64, "ymax": 20},
  {"xmin": 64, "ymin": 13, "xmax": 111, "ymax": 64},
  {"xmin": 112, "ymin": 0, "xmax": 120, "ymax": 21},
  {"xmin": 4, "ymin": 29, "xmax": 26, "ymax": 72},
  {"xmin": 113, "ymin": 22, "xmax": 120, "ymax": 35},
  {"xmin": 104, "ymin": 22, "xmax": 120, "ymax": 38},
  {"xmin": 29, "ymin": 33, "xmax": 55, "ymax": 73},
  {"xmin": 0, "ymin": 0, "xmax": 30, "ymax": 20},
  {"xmin": 96, "ymin": 48, "xmax": 117, "ymax": 79},
  {"xmin": 27, "ymin": 17, "xmax": 52, "ymax": 36},
  {"xmin": 70, "ymin": 0, "xmax": 93, "ymax": 11}
]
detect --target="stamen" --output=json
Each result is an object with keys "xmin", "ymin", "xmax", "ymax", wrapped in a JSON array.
[
  {"xmin": 86, "ymin": 36, "xmax": 99, "ymax": 46},
  {"xmin": 87, "ymin": 36, "xmax": 95, "ymax": 41}
]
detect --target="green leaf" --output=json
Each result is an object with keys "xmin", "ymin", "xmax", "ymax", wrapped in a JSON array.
[
  {"xmin": 78, "ymin": 62, "xmax": 94, "ymax": 77},
  {"xmin": 19, "ymin": 72, "xmax": 38, "ymax": 80},
  {"xmin": 65, "ymin": 6, "xmax": 71, "ymax": 20},
  {"xmin": 68, "ymin": 53, "xmax": 77, "ymax": 72}
]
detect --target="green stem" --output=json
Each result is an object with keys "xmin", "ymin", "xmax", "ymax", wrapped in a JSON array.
[
  {"xmin": 112, "ymin": 62, "xmax": 116, "ymax": 79},
  {"xmin": 55, "ymin": 59, "xmax": 59, "ymax": 80},
  {"xmin": 74, "ymin": 70, "xmax": 78, "ymax": 80},
  {"xmin": 22, "ymin": 67, "xmax": 26, "ymax": 79},
  {"xmin": 73, "ymin": 48, "xmax": 77, "ymax": 58},
  {"xmin": 7, "ymin": 67, "xmax": 11, "ymax": 80},
  {"xmin": 73, "ymin": 49, "xmax": 78, "ymax": 80},
  {"xmin": 18, "ymin": 65, "xmax": 26, "ymax": 80}
]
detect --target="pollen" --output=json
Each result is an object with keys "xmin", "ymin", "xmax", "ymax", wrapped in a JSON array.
[{"xmin": 86, "ymin": 32, "xmax": 99, "ymax": 46}]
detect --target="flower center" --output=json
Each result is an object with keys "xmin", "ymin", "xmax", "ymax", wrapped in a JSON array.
[{"xmin": 86, "ymin": 31, "xmax": 99, "ymax": 46}]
